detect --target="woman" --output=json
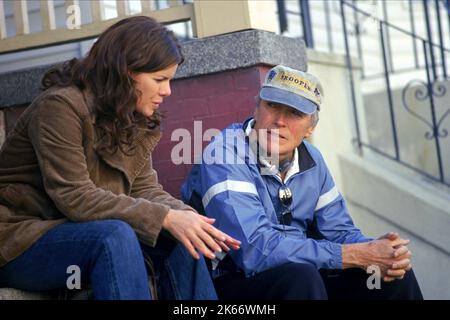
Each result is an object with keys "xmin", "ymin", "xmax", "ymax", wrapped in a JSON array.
[{"xmin": 0, "ymin": 16, "xmax": 240, "ymax": 300}]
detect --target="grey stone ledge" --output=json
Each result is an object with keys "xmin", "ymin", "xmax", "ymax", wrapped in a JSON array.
[
  {"xmin": 0, "ymin": 30, "xmax": 306, "ymax": 108},
  {"xmin": 0, "ymin": 64, "xmax": 54, "ymax": 108},
  {"xmin": 177, "ymin": 30, "xmax": 307, "ymax": 78}
]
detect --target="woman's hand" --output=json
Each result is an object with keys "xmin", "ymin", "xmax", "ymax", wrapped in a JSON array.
[{"xmin": 162, "ymin": 209, "xmax": 241, "ymax": 260}]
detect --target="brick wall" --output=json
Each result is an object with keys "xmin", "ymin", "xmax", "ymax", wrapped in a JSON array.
[{"xmin": 153, "ymin": 65, "xmax": 270, "ymax": 197}]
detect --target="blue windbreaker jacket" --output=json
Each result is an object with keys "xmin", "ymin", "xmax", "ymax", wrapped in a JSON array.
[{"xmin": 181, "ymin": 118, "xmax": 371, "ymax": 277}]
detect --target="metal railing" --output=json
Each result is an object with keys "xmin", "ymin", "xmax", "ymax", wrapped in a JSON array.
[
  {"xmin": 278, "ymin": 0, "xmax": 450, "ymax": 187},
  {"xmin": 278, "ymin": 0, "xmax": 450, "ymax": 77},
  {"xmin": 341, "ymin": 0, "xmax": 450, "ymax": 187}
]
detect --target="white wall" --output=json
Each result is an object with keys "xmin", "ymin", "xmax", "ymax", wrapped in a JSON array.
[
  {"xmin": 306, "ymin": 48, "xmax": 362, "ymax": 190},
  {"xmin": 340, "ymin": 152, "xmax": 450, "ymax": 299},
  {"xmin": 307, "ymin": 47, "xmax": 450, "ymax": 299}
]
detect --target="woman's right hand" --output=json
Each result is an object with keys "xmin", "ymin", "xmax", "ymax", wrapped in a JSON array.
[{"xmin": 162, "ymin": 209, "xmax": 241, "ymax": 260}]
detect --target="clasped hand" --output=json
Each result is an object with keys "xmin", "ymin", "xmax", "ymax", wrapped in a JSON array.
[{"xmin": 372, "ymin": 232, "xmax": 412, "ymax": 282}]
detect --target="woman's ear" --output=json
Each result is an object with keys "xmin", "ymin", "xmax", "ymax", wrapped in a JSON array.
[{"xmin": 129, "ymin": 71, "xmax": 139, "ymax": 86}]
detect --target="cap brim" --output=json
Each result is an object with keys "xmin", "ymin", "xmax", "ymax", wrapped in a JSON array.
[{"xmin": 260, "ymin": 86, "xmax": 318, "ymax": 114}]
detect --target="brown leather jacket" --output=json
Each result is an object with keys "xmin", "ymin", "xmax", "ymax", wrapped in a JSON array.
[{"xmin": 0, "ymin": 86, "xmax": 192, "ymax": 267}]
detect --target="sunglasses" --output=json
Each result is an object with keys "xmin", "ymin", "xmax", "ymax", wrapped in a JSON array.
[{"xmin": 278, "ymin": 185, "xmax": 293, "ymax": 226}]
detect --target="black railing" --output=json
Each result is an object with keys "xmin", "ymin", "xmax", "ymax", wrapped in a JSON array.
[
  {"xmin": 278, "ymin": 0, "xmax": 450, "ymax": 187},
  {"xmin": 410, "ymin": 0, "xmax": 420, "ymax": 69},
  {"xmin": 378, "ymin": 20, "xmax": 400, "ymax": 160},
  {"xmin": 300, "ymin": 0, "xmax": 314, "ymax": 48},
  {"xmin": 342, "ymin": 0, "xmax": 449, "ymax": 187},
  {"xmin": 340, "ymin": 0, "xmax": 362, "ymax": 152}
]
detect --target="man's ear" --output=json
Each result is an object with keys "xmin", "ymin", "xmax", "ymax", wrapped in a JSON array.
[
  {"xmin": 253, "ymin": 102, "xmax": 260, "ymax": 120},
  {"xmin": 304, "ymin": 125, "xmax": 315, "ymax": 139}
]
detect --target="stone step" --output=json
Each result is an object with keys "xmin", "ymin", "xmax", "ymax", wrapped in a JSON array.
[{"xmin": 0, "ymin": 287, "xmax": 92, "ymax": 300}]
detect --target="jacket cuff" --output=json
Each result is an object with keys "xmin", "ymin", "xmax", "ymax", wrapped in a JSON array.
[
  {"xmin": 176, "ymin": 203, "xmax": 197, "ymax": 212},
  {"xmin": 139, "ymin": 201, "xmax": 171, "ymax": 247},
  {"xmin": 329, "ymin": 242, "xmax": 343, "ymax": 269}
]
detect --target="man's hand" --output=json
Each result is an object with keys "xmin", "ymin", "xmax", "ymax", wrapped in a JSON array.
[
  {"xmin": 378, "ymin": 232, "xmax": 412, "ymax": 282},
  {"xmin": 342, "ymin": 232, "xmax": 412, "ymax": 282},
  {"xmin": 162, "ymin": 209, "xmax": 241, "ymax": 260}
]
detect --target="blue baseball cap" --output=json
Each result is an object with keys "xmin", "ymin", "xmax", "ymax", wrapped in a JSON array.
[{"xmin": 259, "ymin": 65, "xmax": 323, "ymax": 114}]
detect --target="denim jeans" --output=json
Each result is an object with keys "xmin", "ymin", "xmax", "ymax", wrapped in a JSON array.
[{"xmin": 0, "ymin": 219, "xmax": 218, "ymax": 300}]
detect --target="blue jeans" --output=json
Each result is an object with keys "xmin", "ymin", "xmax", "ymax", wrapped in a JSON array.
[{"xmin": 0, "ymin": 220, "xmax": 218, "ymax": 300}]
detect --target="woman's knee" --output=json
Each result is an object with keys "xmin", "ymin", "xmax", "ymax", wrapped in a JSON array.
[
  {"xmin": 92, "ymin": 220, "xmax": 141, "ymax": 254},
  {"xmin": 104, "ymin": 220, "xmax": 139, "ymax": 245}
]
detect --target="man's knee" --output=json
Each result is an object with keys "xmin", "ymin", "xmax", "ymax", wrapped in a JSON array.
[
  {"xmin": 266, "ymin": 263, "xmax": 327, "ymax": 300},
  {"xmin": 394, "ymin": 269, "xmax": 423, "ymax": 300}
]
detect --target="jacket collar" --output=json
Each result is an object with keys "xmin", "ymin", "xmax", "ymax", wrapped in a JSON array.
[{"xmin": 297, "ymin": 141, "xmax": 316, "ymax": 173}]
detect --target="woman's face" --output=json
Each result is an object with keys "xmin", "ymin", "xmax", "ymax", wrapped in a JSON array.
[{"xmin": 132, "ymin": 64, "xmax": 178, "ymax": 118}]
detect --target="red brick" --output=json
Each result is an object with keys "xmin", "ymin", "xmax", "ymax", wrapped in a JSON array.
[
  {"xmin": 170, "ymin": 78, "xmax": 205, "ymax": 99},
  {"xmin": 205, "ymin": 94, "xmax": 238, "ymax": 116},
  {"xmin": 177, "ymin": 98, "xmax": 210, "ymax": 120},
  {"xmin": 233, "ymin": 67, "xmax": 262, "ymax": 91},
  {"xmin": 257, "ymin": 65, "xmax": 273, "ymax": 83},
  {"xmin": 200, "ymin": 113, "xmax": 242, "ymax": 132},
  {"xmin": 171, "ymin": 74, "xmax": 235, "ymax": 100}
]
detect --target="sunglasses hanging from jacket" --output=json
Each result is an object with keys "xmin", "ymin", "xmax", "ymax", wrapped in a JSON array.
[{"xmin": 278, "ymin": 184, "xmax": 293, "ymax": 227}]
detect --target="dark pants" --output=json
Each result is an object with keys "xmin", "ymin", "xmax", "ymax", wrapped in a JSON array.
[
  {"xmin": 213, "ymin": 263, "xmax": 423, "ymax": 300},
  {"xmin": 0, "ymin": 220, "xmax": 217, "ymax": 300}
]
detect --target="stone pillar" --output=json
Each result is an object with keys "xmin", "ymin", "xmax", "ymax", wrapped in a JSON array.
[{"xmin": 192, "ymin": 0, "xmax": 278, "ymax": 38}]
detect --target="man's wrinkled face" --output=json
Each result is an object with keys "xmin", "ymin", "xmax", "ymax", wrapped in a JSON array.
[{"xmin": 253, "ymin": 99, "xmax": 315, "ymax": 162}]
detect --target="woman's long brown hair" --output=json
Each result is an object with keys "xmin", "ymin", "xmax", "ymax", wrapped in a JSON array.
[{"xmin": 41, "ymin": 16, "xmax": 184, "ymax": 155}]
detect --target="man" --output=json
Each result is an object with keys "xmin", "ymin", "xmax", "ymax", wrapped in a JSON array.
[{"xmin": 181, "ymin": 65, "xmax": 423, "ymax": 300}]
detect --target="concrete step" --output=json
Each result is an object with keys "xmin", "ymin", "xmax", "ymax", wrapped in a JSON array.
[{"xmin": 0, "ymin": 287, "xmax": 92, "ymax": 300}]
